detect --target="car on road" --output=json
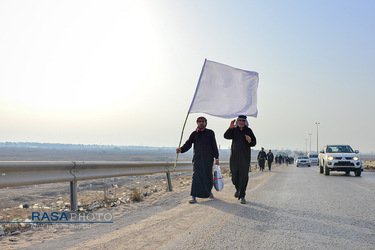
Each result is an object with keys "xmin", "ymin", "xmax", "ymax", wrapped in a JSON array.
[
  {"xmin": 307, "ymin": 153, "xmax": 319, "ymax": 165},
  {"xmin": 295, "ymin": 156, "xmax": 311, "ymax": 167},
  {"xmin": 318, "ymin": 145, "xmax": 363, "ymax": 176}
]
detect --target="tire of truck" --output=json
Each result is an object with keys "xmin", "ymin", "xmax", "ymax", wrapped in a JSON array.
[
  {"xmin": 355, "ymin": 168, "xmax": 361, "ymax": 177},
  {"xmin": 324, "ymin": 165, "xmax": 330, "ymax": 176},
  {"xmin": 319, "ymin": 161, "xmax": 324, "ymax": 174}
]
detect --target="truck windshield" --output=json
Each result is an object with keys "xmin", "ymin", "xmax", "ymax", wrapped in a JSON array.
[{"xmin": 327, "ymin": 146, "xmax": 354, "ymax": 153}]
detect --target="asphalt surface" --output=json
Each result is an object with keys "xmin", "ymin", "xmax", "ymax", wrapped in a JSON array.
[
  {"xmin": 19, "ymin": 164, "xmax": 375, "ymax": 249},
  {"xmin": 163, "ymin": 165, "xmax": 375, "ymax": 249}
]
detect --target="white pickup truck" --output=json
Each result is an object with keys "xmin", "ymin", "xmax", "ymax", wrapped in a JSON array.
[{"xmin": 318, "ymin": 145, "xmax": 363, "ymax": 176}]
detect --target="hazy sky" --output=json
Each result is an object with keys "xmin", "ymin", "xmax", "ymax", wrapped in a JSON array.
[{"xmin": 1, "ymin": 0, "xmax": 374, "ymax": 153}]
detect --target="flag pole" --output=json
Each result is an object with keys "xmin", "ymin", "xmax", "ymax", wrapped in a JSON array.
[
  {"xmin": 174, "ymin": 59, "xmax": 206, "ymax": 170},
  {"xmin": 174, "ymin": 111, "xmax": 189, "ymax": 170}
]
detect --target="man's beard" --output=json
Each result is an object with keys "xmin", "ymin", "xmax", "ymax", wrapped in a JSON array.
[{"xmin": 198, "ymin": 124, "xmax": 206, "ymax": 130}]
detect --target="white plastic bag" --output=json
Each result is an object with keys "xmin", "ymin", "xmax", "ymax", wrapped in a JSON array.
[{"xmin": 213, "ymin": 165, "xmax": 224, "ymax": 191}]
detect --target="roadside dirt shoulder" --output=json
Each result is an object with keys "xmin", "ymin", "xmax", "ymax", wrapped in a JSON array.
[{"xmin": 1, "ymin": 164, "xmax": 286, "ymax": 249}]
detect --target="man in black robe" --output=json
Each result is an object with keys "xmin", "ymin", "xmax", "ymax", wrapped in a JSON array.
[
  {"xmin": 224, "ymin": 115, "xmax": 256, "ymax": 204},
  {"xmin": 266, "ymin": 149, "xmax": 274, "ymax": 171},
  {"xmin": 176, "ymin": 116, "xmax": 219, "ymax": 203},
  {"xmin": 258, "ymin": 147, "xmax": 266, "ymax": 171}
]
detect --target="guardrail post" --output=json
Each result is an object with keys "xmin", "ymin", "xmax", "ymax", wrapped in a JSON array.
[
  {"xmin": 166, "ymin": 171, "xmax": 173, "ymax": 192},
  {"xmin": 70, "ymin": 181, "xmax": 78, "ymax": 211}
]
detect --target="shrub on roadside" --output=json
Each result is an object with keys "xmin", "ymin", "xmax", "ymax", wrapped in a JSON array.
[{"xmin": 131, "ymin": 188, "xmax": 143, "ymax": 202}]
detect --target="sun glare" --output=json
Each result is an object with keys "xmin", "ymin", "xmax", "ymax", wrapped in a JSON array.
[{"xmin": 1, "ymin": 1, "xmax": 160, "ymax": 116}]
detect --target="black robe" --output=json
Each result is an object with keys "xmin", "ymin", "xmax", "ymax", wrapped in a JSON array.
[
  {"xmin": 181, "ymin": 128, "xmax": 219, "ymax": 198},
  {"xmin": 224, "ymin": 126, "xmax": 256, "ymax": 198},
  {"xmin": 258, "ymin": 151, "xmax": 267, "ymax": 169},
  {"xmin": 267, "ymin": 152, "xmax": 274, "ymax": 162},
  {"xmin": 267, "ymin": 152, "xmax": 274, "ymax": 168}
]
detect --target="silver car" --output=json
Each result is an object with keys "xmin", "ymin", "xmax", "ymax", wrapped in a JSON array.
[
  {"xmin": 295, "ymin": 156, "xmax": 311, "ymax": 167},
  {"xmin": 308, "ymin": 153, "xmax": 319, "ymax": 165}
]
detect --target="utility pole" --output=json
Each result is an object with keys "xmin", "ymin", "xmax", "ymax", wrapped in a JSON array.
[
  {"xmin": 308, "ymin": 133, "xmax": 312, "ymax": 154},
  {"xmin": 305, "ymin": 139, "xmax": 308, "ymax": 155},
  {"xmin": 315, "ymin": 122, "xmax": 320, "ymax": 152}
]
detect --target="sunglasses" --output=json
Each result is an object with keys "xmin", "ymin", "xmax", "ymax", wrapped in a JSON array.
[{"xmin": 197, "ymin": 120, "xmax": 206, "ymax": 123}]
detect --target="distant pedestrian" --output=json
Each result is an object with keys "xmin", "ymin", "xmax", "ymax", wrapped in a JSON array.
[
  {"xmin": 176, "ymin": 117, "xmax": 219, "ymax": 204},
  {"xmin": 257, "ymin": 147, "xmax": 267, "ymax": 171},
  {"xmin": 267, "ymin": 149, "xmax": 274, "ymax": 171},
  {"xmin": 224, "ymin": 115, "xmax": 256, "ymax": 204},
  {"xmin": 285, "ymin": 155, "xmax": 289, "ymax": 166}
]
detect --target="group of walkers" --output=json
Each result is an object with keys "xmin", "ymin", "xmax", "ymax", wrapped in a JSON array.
[
  {"xmin": 256, "ymin": 150, "xmax": 291, "ymax": 170},
  {"xmin": 275, "ymin": 154, "xmax": 291, "ymax": 165},
  {"xmin": 176, "ymin": 115, "xmax": 256, "ymax": 204},
  {"xmin": 175, "ymin": 115, "xmax": 291, "ymax": 205},
  {"xmin": 257, "ymin": 147, "xmax": 274, "ymax": 171}
]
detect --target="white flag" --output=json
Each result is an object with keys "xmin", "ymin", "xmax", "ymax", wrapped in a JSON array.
[{"xmin": 188, "ymin": 59, "xmax": 259, "ymax": 118}]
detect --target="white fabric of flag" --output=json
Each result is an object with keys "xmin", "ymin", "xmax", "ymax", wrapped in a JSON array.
[{"xmin": 188, "ymin": 59, "xmax": 259, "ymax": 118}]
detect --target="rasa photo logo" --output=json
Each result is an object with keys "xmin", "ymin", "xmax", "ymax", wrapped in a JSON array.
[
  {"xmin": 0, "ymin": 211, "xmax": 113, "ymax": 225},
  {"xmin": 31, "ymin": 211, "xmax": 114, "ymax": 224}
]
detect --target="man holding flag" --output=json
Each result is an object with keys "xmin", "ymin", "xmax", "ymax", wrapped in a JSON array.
[
  {"xmin": 175, "ymin": 59, "xmax": 259, "ymax": 203},
  {"xmin": 176, "ymin": 117, "xmax": 219, "ymax": 203}
]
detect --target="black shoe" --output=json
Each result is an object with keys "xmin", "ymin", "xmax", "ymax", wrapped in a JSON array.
[
  {"xmin": 209, "ymin": 193, "xmax": 214, "ymax": 199},
  {"xmin": 189, "ymin": 197, "xmax": 197, "ymax": 204},
  {"xmin": 234, "ymin": 191, "xmax": 239, "ymax": 198},
  {"xmin": 240, "ymin": 197, "xmax": 246, "ymax": 204}
]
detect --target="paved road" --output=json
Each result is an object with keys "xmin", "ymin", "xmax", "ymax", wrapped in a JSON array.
[
  {"xmin": 163, "ymin": 165, "xmax": 375, "ymax": 249},
  {"xmin": 22, "ymin": 164, "xmax": 375, "ymax": 249}
]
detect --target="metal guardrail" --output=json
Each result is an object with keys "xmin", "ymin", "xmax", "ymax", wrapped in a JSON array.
[
  {"xmin": 0, "ymin": 161, "xmax": 232, "ymax": 188},
  {"xmin": 0, "ymin": 161, "xmax": 260, "ymax": 211},
  {"xmin": 0, "ymin": 161, "xmax": 232, "ymax": 211},
  {"xmin": 0, "ymin": 161, "xmax": 213, "ymax": 188}
]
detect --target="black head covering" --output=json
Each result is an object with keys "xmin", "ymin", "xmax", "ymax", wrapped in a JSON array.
[
  {"xmin": 236, "ymin": 115, "xmax": 249, "ymax": 127},
  {"xmin": 196, "ymin": 116, "xmax": 207, "ymax": 123}
]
